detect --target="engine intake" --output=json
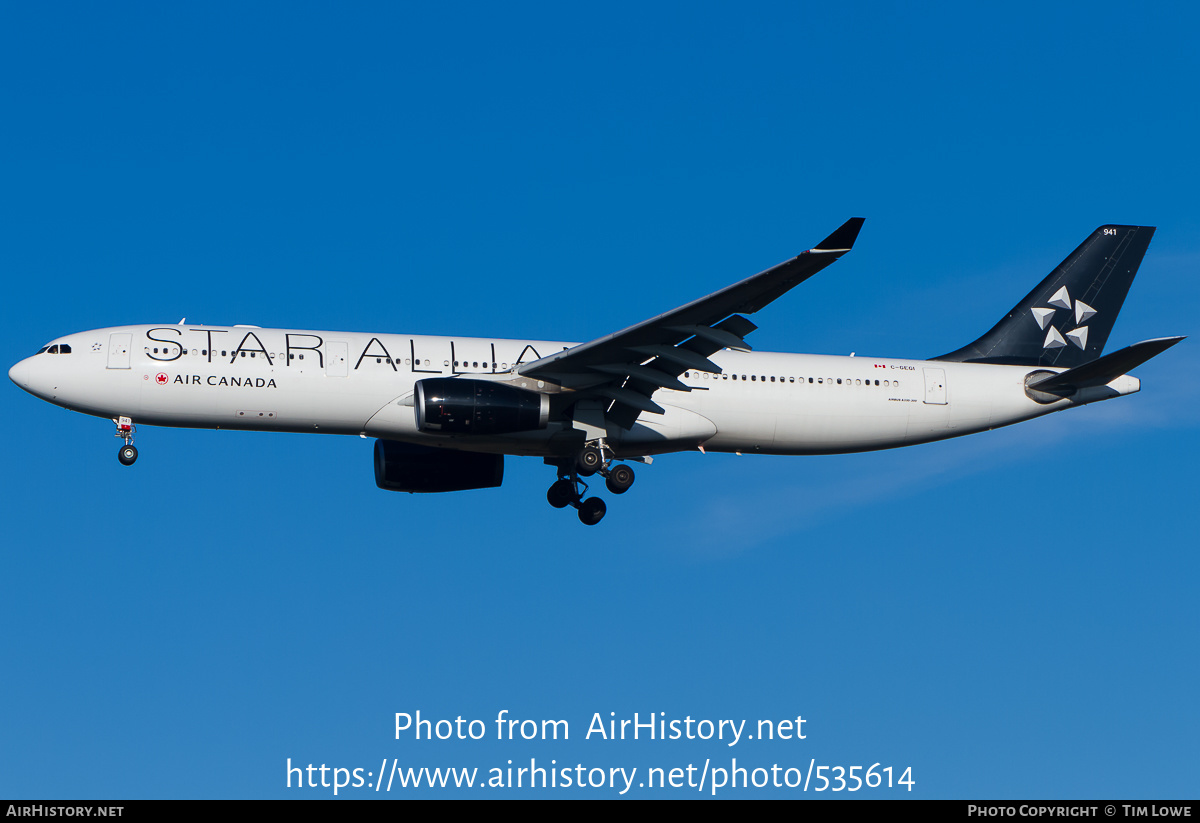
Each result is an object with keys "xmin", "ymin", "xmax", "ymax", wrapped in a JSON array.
[
  {"xmin": 374, "ymin": 439, "xmax": 503, "ymax": 493},
  {"xmin": 415, "ymin": 378, "xmax": 549, "ymax": 435}
]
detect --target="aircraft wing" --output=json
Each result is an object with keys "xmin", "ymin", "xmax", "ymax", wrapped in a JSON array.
[{"xmin": 518, "ymin": 218, "xmax": 865, "ymax": 427}]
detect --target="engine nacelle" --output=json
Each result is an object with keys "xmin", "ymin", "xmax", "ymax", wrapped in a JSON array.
[
  {"xmin": 374, "ymin": 439, "xmax": 503, "ymax": 493},
  {"xmin": 414, "ymin": 378, "xmax": 549, "ymax": 435}
]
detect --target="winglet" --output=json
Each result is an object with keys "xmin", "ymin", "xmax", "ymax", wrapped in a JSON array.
[{"xmin": 812, "ymin": 217, "xmax": 865, "ymax": 253}]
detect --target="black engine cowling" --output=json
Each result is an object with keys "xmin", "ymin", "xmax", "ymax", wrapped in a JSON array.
[
  {"xmin": 414, "ymin": 378, "xmax": 548, "ymax": 435},
  {"xmin": 374, "ymin": 439, "xmax": 503, "ymax": 493}
]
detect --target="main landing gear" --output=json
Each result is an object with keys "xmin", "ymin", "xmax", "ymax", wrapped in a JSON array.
[
  {"xmin": 545, "ymin": 443, "xmax": 637, "ymax": 526},
  {"xmin": 114, "ymin": 416, "xmax": 138, "ymax": 466}
]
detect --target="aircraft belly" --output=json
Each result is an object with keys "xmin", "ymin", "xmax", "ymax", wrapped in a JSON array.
[
  {"xmin": 702, "ymin": 382, "xmax": 916, "ymax": 454},
  {"xmin": 615, "ymin": 404, "xmax": 717, "ymax": 453}
]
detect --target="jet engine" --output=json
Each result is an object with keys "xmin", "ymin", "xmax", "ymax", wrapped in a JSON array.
[
  {"xmin": 373, "ymin": 439, "xmax": 503, "ymax": 493},
  {"xmin": 414, "ymin": 378, "xmax": 549, "ymax": 435}
]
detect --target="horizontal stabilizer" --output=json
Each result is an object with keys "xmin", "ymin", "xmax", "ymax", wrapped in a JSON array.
[{"xmin": 1028, "ymin": 336, "xmax": 1185, "ymax": 395}]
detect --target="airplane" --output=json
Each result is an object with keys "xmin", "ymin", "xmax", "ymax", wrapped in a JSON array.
[{"xmin": 9, "ymin": 219, "xmax": 1184, "ymax": 525}]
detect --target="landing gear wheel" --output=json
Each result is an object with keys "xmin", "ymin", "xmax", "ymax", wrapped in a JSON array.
[
  {"xmin": 578, "ymin": 497, "xmax": 607, "ymax": 526},
  {"xmin": 118, "ymin": 445, "xmax": 138, "ymax": 466},
  {"xmin": 547, "ymin": 478, "xmax": 575, "ymax": 509},
  {"xmin": 605, "ymin": 463, "xmax": 635, "ymax": 494},
  {"xmin": 576, "ymin": 445, "xmax": 603, "ymax": 477}
]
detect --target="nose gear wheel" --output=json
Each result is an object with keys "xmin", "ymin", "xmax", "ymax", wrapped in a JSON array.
[{"xmin": 113, "ymin": 417, "xmax": 138, "ymax": 466}]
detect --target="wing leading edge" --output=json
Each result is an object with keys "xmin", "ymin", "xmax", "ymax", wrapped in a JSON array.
[{"xmin": 518, "ymin": 218, "xmax": 865, "ymax": 428}]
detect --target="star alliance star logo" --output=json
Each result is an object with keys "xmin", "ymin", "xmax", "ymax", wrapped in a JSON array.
[{"xmin": 1031, "ymin": 286, "xmax": 1095, "ymax": 350}]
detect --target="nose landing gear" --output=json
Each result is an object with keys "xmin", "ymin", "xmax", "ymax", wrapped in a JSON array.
[{"xmin": 114, "ymin": 416, "xmax": 138, "ymax": 466}]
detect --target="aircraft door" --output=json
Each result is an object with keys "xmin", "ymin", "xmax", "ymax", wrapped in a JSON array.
[
  {"xmin": 923, "ymin": 367, "xmax": 947, "ymax": 404},
  {"xmin": 326, "ymin": 341, "xmax": 349, "ymax": 377},
  {"xmin": 106, "ymin": 333, "xmax": 132, "ymax": 369}
]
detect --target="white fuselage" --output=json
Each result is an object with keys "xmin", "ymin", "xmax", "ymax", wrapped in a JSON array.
[{"xmin": 10, "ymin": 324, "xmax": 1139, "ymax": 459}]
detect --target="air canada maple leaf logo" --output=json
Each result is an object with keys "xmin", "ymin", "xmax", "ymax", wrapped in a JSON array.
[{"xmin": 1031, "ymin": 286, "xmax": 1095, "ymax": 350}]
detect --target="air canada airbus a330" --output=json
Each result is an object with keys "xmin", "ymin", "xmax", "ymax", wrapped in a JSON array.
[{"xmin": 9, "ymin": 220, "xmax": 1183, "ymax": 524}]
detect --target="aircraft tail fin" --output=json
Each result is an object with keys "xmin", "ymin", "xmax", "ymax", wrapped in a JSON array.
[{"xmin": 935, "ymin": 225, "xmax": 1155, "ymax": 368}]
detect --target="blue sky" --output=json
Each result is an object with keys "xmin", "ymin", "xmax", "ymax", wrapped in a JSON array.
[{"xmin": 2, "ymin": 2, "xmax": 1197, "ymax": 798}]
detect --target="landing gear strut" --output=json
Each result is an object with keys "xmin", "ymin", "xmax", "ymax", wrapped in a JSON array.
[
  {"xmin": 114, "ymin": 416, "xmax": 138, "ymax": 466},
  {"xmin": 544, "ymin": 441, "xmax": 638, "ymax": 525}
]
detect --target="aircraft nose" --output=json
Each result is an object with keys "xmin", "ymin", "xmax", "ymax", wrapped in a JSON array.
[
  {"xmin": 9, "ymin": 356, "xmax": 54, "ymax": 401},
  {"xmin": 9, "ymin": 357, "xmax": 33, "ymax": 392}
]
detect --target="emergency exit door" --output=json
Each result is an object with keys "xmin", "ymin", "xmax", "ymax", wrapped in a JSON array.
[
  {"xmin": 106, "ymin": 333, "xmax": 131, "ymax": 369},
  {"xmin": 923, "ymin": 368, "xmax": 947, "ymax": 404},
  {"xmin": 326, "ymin": 341, "xmax": 349, "ymax": 377}
]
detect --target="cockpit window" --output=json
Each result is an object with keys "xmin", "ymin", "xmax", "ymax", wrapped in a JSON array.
[
  {"xmin": 58, "ymin": 344, "xmax": 71, "ymax": 354},
  {"xmin": 36, "ymin": 346, "xmax": 49, "ymax": 355},
  {"xmin": 47, "ymin": 345, "xmax": 59, "ymax": 354}
]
